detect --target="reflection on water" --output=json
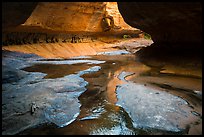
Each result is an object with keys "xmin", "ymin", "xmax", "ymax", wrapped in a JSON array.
[{"xmin": 20, "ymin": 54, "xmax": 202, "ymax": 135}]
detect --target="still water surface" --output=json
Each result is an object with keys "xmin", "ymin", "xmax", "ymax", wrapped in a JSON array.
[{"xmin": 20, "ymin": 54, "xmax": 202, "ymax": 135}]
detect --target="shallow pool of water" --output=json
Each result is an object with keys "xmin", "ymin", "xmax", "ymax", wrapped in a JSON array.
[{"xmin": 19, "ymin": 54, "xmax": 202, "ymax": 135}]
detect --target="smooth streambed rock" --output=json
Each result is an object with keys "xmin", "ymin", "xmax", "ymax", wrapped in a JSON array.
[
  {"xmin": 117, "ymin": 71, "xmax": 135, "ymax": 81},
  {"xmin": 77, "ymin": 66, "xmax": 101, "ymax": 76},
  {"xmin": 97, "ymin": 50, "xmax": 130, "ymax": 55},
  {"xmin": 2, "ymin": 51, "xmax": 104, "ymax": 135},
  {"xmin": 34, "ymin": 59, "xmax": 106, "ymax": 65},
  {"xmin": 2, "ymin": 73, "xmax": 89, "ymax": 135},
  {"xmin": 115, "ymin": 82, "xmax": 198, "ymax": 133}
]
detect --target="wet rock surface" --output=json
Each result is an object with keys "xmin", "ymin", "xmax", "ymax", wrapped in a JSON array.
[
  {"xmin": 2, "ymin": 50, "xmax": 103, "ymax": 135},
  {"xmin": 96, "ymin": 50, "xmax": 130, "ymax": 55},
  {"xmin": 2, "ymin": 50, "xmax": 202, "ymax": 135},
  {"xmin": 116, "ymin": 81, "xmax": 198, "ymax": 133},
  {"xmin": 114, "ymin": 69, "xmax": 201, "ymax": 134}
]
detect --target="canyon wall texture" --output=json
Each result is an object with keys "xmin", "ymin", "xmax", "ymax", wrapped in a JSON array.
[
  {"xmin": 2, "ymin": 2, "xmax": 139, "ymax": 46},
  {"xmin": 24, "ymin": 2, "xmax": 135, "ymax": 32},
  {"xmin": 2, "ymin": 2, "xmax": 202, "ymax": 50},
  {"xmin": 23, "ymin": 2, "xmax": 106, "ymax": 32}
]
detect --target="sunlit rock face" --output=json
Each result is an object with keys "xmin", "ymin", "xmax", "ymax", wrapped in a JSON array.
[
  {"xmin": 23, "ymin": 2, "xmax": 135, "ymax": 32},
  {"xmin": 2, "ymin": 2, "xmax": 136, "ymax": 32},
  {"xmin": 3, "ymin": 2, "xmax": 201, "ymax": 45},
  {"xmin": 105, "ymin": 2, "xmax": 135, "ymax": 31},
  {"xmin": 117, "ymin": 2, "xmax": 202, "ymax": 45},
  {"xmin": 23, "ymin": 2, "xmax": 105, "ymax": 32},
  {"xmin": 2, "ymin": 2, "xmax": 140, "ymax": 56}
]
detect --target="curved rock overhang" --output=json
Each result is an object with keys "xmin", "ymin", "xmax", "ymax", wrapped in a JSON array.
[
  {"xmin": 2, "ymin": 2, "xmax": 202, "ymax": 53},
  {"xmin": 117, "ymin": 2, "xmax": 202, "ymax": 46}
]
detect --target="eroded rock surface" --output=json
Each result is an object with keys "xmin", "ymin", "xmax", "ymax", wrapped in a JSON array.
[
  {"xmin": 96, "ymin": 50, "xmax": 130, "ymax": 56},
  {"xmin": 115, "ymin": 71, "xmax": 201, "ymax": 134},
  {"xmin": 2, "ymin": 50, "xmax": 103, "ymax": 135}
]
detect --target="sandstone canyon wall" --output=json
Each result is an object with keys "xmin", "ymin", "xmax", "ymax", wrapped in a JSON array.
[
  {"xmin": 2, "ymin": 2, "xmax": 142, "ymax": 58},
  {"xmin": 2, "ymin": 2, "xmax": 202, "ymax": 57},
  {"xmin": 3, "ymin": 2, "xmax": 201, "ymax": 45},
  {"xmin": 23, "ymin": 2, "xmax": 136, "ymax": 32}
]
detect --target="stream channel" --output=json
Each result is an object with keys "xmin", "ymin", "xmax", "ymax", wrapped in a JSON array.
[{"xmin": 2, "ymin": 50, "xmax": 202, "ymax": 135}]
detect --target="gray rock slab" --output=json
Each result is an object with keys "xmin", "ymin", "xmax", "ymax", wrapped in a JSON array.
[
  {"xmin": 77, "ymin": 66, "xmax": 101, "ymax": 76},
  {"xmin": 115, "ymin": 82, "xmax": 197, "ymax": 132},
  {"xmin": 97, "ymin": 50, "xmax": 130, "ymax": 55},
  {"xmin": 33, "ymin": 59, "xmax": 105, "ymax": 65},
  {"xmin": 2, "ymin": 51, "xmax": 103, "ymax": 135}
]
